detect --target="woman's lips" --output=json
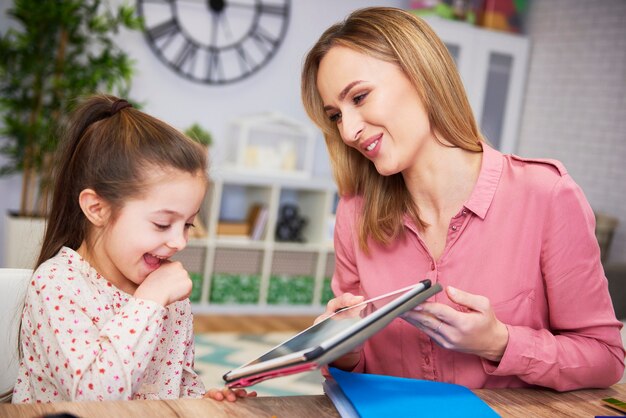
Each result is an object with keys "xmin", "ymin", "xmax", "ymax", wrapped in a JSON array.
[{"xmin": 362, "ymin": 133, "xmax": 382, "ymax": 156}]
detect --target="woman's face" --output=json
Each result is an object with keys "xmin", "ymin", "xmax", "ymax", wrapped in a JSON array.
[{"xmin": 316, "ymin": 46, "xmax": 433, "ymax": 176}]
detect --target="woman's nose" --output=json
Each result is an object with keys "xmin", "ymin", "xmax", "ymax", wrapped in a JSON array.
[{"xmin": 339, "ymin": 110, "xmax": 364, "ymax": 144}]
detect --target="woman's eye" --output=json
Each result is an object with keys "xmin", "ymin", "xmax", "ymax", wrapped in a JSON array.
[
  {"xmin": 329, "ymin": 112, "xmax": 341, "ymax": 123},
  {"xmin": 154, "ymin": 223, "xmax": 169, "ymax": 230},
  {"xmin": 184, "ymin": 223, "xmax": 195, "ymax": 230},
  {"xmin": 353, "ymin": 92, "xmax": 367, "ymax": 105}
]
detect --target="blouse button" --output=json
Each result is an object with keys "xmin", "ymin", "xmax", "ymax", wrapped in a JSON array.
[
  {"xmin": 430, "ymin": 262, "xmax": 435, "ymax": 270},
  {"xmin": 462, "ymin": 209, "xmax": 468, "ymax": 215},
  {"xmin": 425, "ymin": 356, "xmax": 430, "ymax": 365},
  {"xmin": 451, "ymin": 225, "xmax": 458, "ymax": 231}
]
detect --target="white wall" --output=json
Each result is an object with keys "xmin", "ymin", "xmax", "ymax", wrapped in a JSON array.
[{"xmin": 518, "ymin": 0, "xmax": 626, "ymax": 264}]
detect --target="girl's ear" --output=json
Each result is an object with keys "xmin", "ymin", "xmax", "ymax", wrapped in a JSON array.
[{"xmin": 78, "ymin": 189, "xmax": 111, "ymax": 227}]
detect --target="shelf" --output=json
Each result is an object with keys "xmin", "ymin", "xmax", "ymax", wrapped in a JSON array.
[{"xmin": 174, "ymin": 170, "xmax": 338, "ymax": 312}]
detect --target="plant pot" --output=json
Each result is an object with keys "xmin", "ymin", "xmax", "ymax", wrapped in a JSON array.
[{"xmin": 4, "ymin": 212, "xmax": 46, "ymax": 269}]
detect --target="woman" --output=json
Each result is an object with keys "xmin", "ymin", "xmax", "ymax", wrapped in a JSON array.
[{"xmin": 301, "ymin": 7, "xmax": 624, "ymax": 391}]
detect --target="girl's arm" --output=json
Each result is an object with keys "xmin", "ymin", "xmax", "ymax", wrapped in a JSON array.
[
  {"xmin": 21, "ymin": 276, "xmax": 165, "ymax": 401},
  {"xmin": 179, "ymin": 306, "xmax": 206, "ymax": 398}
]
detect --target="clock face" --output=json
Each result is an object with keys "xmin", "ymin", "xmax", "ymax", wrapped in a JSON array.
[{"xmin": 137, "ymin": 0, "xmax": 291, "ymax": 85}]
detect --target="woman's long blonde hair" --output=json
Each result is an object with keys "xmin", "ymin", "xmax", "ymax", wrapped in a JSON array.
[{"xmin": 301, "ymin": 7, "xmax": 483, "ymax": 251}]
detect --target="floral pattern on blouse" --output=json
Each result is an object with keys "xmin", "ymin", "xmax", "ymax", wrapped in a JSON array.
[{"xmin": 12, "ymin": 247, "xmax": 205, "ymax": 403}]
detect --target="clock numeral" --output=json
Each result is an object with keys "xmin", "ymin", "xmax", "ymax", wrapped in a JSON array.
[
  {"xmin": 259, "ymin": 3, "xmax": 289, "ymax": 17},
  {"xmin": 236, "ymin": 45, "xmax": 257, "ymax": 73},
  {"xmin": 251, "ymin": 27, "xmax": 279, "ymax": 54},
  {"xmin": 147, "ymin": 18, "xmax": 180, "ymax": 45},
  {"xmin": 174, "ymin": 40, "xmax": 198, "ymax": 72},
  {"xmin": 206, "ymin": 49, "xmax": 223, "ymax": 83}
]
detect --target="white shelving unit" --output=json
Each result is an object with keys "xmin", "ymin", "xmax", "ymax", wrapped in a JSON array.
[
  {"xmin": 173, "ymin": 168, "xmax": 337, "ymax": 314},
  {"xmin": 424, "ymin": 16, "xmax": 530, "ymax": 154}
]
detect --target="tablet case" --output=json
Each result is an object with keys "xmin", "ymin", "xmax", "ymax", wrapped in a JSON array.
[{"xmin": 224, "ymin": 281, "xmax": 442, "ymax": 388}]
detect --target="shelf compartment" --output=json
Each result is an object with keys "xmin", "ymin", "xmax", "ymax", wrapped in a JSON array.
[
  {"xmin": 218, "ymin": 183, "xmax": 272, "ymax": 226},
  {"xmin": 267, "ymin": 275, "xmax": 315, "ymax": 305},
  {"xmin": 277, "ymin": 188, "xmax": 330, "ymax": 244},
  {"xmin": 210, "ymin": 248, "xmax": 264, "ymax": 304},
  {"xmin": 267, "ymin": 250, "xmax": 318, "ymax": 305},
  {"xmin": 210, "ymin": 273, "xmax": 261, "ymax": 304}
]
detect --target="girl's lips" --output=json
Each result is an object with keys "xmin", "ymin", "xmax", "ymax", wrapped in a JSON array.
[{"xmin": 143, "ymin": 253, "xmax": 163, "ymax": 268}]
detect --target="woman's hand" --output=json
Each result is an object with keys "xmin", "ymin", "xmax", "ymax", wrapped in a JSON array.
[
  {"xmin": 204, "ymin": 387, "xmax": 257, "ymax": 402},
  {"xmin": 314, "ymin": 292, "xmax": 365, "ymax": 324},
  {"xmin": 402, "ymin": 286, "xmax": 509, "ymax": 362},
  {"xmin": 314, "ymin": 292, "xmax": 365, "ymax": 370}
]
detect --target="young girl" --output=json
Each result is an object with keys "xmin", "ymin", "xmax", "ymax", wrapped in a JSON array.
[{"xmin": 12, "ymin": 94, "xmax": 253, "ymax": 402}]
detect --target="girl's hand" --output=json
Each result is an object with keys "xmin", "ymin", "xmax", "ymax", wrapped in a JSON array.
[
  {"xmin": 134, "ymin": 261, "xmax": 193, "ymax": 306},
  {"xmin": 204, "ymin": 387, "xmax": 257, "ymax": 402},
  {"xmin": 402, "ymin": 286, "xmax": 509, "ymax": 362}
]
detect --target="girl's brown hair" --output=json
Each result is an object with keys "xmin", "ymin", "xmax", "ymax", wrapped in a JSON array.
[
  {"xmin": 36, "ymin": 94, "xmax": 208, "ymax": 268},
  {"xmin": 301, "ymin": 7, "xmax": 483, "ymax": 251}
]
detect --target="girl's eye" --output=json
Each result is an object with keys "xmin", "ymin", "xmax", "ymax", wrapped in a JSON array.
[
  {"xmin": 154, "ymin": 223, "xmax": 169, "ymax": 230},
  {"xmin": 353, "ymin": 92, "xmax": 367, "ymax": 105},
  {"xmin": 184, "ymin": 223, "xmax": 195, "ymax": 230}
]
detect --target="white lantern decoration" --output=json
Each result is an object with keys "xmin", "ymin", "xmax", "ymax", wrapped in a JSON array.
[{"xmin": 224, "ymin": 113, "xmax": 315, "ymax": 178}]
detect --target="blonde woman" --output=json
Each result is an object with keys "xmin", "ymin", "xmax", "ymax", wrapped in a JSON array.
[{"xmin": 302, "ymin": 7, "xmax": 624, "ymax": 391}]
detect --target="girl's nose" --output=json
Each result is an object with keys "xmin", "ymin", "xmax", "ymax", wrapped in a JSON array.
[{"xmin": 167, "ymin": 228, "xmax": 187, "ymax": 251}]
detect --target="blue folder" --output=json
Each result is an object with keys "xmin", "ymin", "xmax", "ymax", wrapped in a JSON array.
[{"xmin": 326, "ymin": 367, "xmax": 500, "ymax": 418}]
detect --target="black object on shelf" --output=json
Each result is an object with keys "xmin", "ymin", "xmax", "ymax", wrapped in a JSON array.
[{"xmin": 275, "ymin": 203, "xmax": 307, "ymax": 242}]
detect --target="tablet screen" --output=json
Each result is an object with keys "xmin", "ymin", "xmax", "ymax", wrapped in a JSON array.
[{"xmin": 240, "ymin": 282, "xmax": 428, "ymax": 367}]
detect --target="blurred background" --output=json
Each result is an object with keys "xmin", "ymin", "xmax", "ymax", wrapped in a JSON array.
[{"xmin": 1, "ymin": 0, "xmax": 624, "ymax": 311}]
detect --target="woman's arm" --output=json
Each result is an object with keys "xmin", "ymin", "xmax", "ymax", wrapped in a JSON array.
[{"xmin": 484, "ymin": 175, "xmax": 625, "ymax": 391}]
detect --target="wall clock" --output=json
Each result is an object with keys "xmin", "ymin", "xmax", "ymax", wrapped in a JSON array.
[{"xmin": 137, "ymin": 0, "xmax": 291, "ymax": 85}]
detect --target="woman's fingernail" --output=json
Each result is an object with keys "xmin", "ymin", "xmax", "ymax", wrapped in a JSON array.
[{"xmin": 448, "ymin": 286, "xmax": 456, "ymax": 296}]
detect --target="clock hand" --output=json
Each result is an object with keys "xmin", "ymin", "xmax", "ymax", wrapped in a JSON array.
[{"xmin": 210, "ymin": 12, "xmax": 220, "ymax": 46}]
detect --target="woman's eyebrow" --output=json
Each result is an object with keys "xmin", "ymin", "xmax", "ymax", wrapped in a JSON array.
[{"xmin": 323, "ymin": 80, "xmax": 365, "ymax": 111}]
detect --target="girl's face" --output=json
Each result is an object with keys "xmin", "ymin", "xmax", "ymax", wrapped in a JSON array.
[
  {"xmin": 95, "ymin": 168, "xmax": 206, "ymax": 293},
  {"xmin": 316, "ymin": 46, "xmax": 433, "ymax": 176}
]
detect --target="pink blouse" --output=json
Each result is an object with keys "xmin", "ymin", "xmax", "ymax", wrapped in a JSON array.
[
  {"xmin": 332, "ymin": 144, "xmax": 625, "ymax": 391},
  {"xmin": 13, "ymin": 247, "xmax": 205, "ymax": 403}
]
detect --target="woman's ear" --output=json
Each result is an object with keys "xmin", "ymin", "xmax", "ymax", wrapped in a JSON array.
[{"xmin": 78, "ymin": 189, "xmax": 111, "ymax": 227}]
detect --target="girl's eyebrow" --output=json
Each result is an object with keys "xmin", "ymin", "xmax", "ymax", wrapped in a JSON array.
[
  {"xmin": 323, "ymin": 80, "xmax": 364, "ymax": 111},
  {"xmin": 152, "ymin": 209, "xmax": 200, "ymax": 218}
]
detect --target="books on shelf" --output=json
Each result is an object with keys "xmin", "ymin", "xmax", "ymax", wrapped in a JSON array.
[
  {"xmin": 324, "ymin": 367, "xmax": 500, "ymax": 418},
  {"xmin": 216, "ymin": 203, "xmax": 268, "ymax": 240},
  {"xmin": 247, "ymin": 203, "xmax": 269, "ymax": 240},
  {"xmin": 216, "ymin": 221, "xmax": 249, "ymax": 236}
]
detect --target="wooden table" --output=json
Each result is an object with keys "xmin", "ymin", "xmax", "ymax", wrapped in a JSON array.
[
  {"xmin": 1, "ymin": 383, "xmax": 625, "ymax": 417},
  {"xmin": 475, "ymin": 383, "xmax": 626, "ymax": 417}
]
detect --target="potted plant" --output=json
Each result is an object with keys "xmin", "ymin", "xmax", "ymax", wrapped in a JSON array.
[
  {"xmin": 0, "ymin": 0, "xmax": 142, "ymax": 267},
  {"xmin": 184, "ymin": 123, "xmax": 213, "ymax": 149}
]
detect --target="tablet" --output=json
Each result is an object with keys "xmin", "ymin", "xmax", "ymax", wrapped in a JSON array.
[{"xmin": 223, "ymin": 279, "xmax": 442, "ymax": 388}]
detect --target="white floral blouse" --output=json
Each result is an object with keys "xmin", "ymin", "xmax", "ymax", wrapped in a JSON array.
[{"xmin": 12, "ymin": 247, "xmax": 205, "ymax": 403}]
